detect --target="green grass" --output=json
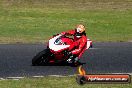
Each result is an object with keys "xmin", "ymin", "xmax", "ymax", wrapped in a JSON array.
[
  {"xmin": 0, "ymin": 0, "xmax": 132, "ymax": 43},
  {"xmin": 0, "ymin": 76, "xmax": 131, "ymax": 88}
]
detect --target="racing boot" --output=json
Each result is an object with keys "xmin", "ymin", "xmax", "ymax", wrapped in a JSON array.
[
  {"xmin": 67, "ymin": 55, "xmax": 73, "ymax": 64},
  {"xmin": 74, "ymin": 57, "xmax": 79, "ymax": 63},
  {"xmin": 67, "ymin": 55, "xmax": 79, "ymax": 64}
]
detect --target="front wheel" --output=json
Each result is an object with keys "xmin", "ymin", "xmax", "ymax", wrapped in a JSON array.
[{"xmin": 32, "ymin": 49, "xmax": 50, "ymax": 66}]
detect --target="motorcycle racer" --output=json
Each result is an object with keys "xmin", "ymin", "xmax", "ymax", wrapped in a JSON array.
[
  {"xmin": 61, "ymin": 24, "xmax": 87, "ymax": 63},
  {"xmin": 32, "ymin": 24, "xmax": 92, "ymax": 66}
]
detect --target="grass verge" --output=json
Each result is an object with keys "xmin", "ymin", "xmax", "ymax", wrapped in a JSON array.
[
  {"xmin": 0, "ymin": 76, "xmax": 131, "ymax": 88},
  {"xmin": 0, "ymin": 0, "xmax": 132, "ymax": 43}
]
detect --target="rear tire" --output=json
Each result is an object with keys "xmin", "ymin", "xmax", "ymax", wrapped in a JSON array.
[{"xmin": 32, "ymin": 49, "xmax": 50, "ymax": 66}]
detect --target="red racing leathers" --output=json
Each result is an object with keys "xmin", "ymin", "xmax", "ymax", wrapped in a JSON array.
[{"xmin": 62, "ymin": 29, "xmax": 87, "ymax": 58}]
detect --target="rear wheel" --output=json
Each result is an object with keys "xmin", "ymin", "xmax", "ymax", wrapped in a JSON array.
[{"xmin": 32, "ymin": 49, "xmax": 50, "ymax": 66}]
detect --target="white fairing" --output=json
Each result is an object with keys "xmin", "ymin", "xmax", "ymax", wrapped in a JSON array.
[
  {"xmin": 86, "ymin": 39, "xmax": 92, "ymax": 49},
  {"xmin": 49, "ymin": 34, "xmax": 70, "ymax": 51}
]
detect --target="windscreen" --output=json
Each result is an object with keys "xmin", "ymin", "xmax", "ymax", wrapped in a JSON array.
[{"xmin": 54, "ymin": 38, "xmax": 65, "ymax": 45}]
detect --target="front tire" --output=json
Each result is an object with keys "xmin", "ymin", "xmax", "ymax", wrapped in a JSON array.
[{"xmin": 32, "ymin": 49, "xmax": 50, "ymax": 66}]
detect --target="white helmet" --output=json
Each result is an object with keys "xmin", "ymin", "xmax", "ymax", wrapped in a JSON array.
[{"xmin": 75, "ymin": 24, "xmax": 85, "ymax": 38}]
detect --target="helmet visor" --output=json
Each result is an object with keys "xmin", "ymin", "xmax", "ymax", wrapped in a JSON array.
[
  {"xmin": 75, "ymin": 30, "xmax": 83, "ymax": 38},
  {"xmin": 76, "ymin": 28, "xmax": 82, "ymax": 33}
]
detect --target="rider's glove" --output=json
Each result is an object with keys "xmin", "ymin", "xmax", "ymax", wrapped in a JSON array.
[{"xmin": 61, "ymin": 32, "xmax": 66, "ymax": 35}]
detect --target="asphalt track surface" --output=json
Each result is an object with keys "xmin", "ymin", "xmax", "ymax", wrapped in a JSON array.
[{"xmin": 0, "ymin": 42, "xmax": 132, "ymax": 77}]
